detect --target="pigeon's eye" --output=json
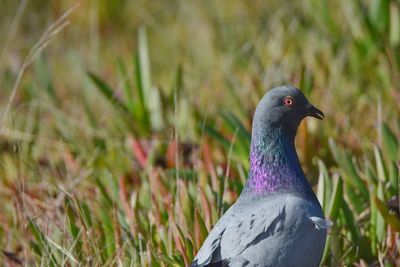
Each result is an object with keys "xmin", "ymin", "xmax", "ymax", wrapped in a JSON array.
[{"xmin": 283, "ymin": 96, "xmax": 295, "ymax": 107}]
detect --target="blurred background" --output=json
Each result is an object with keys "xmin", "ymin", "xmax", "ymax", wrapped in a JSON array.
[{"xmin": 1, "ymin": 0, "xmax": 399, "ymax": 266}]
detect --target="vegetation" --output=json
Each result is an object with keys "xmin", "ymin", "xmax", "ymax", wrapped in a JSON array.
[{"xmin": 0, "ymin": 0, "xmax": 399, "ymax": 266}]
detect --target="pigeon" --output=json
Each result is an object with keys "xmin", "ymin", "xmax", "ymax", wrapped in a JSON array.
[{"xmin": 191, "ymin": 86, "xmax": 332, "ymax": 267}]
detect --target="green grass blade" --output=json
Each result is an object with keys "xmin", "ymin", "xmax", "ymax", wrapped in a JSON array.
[
  {"xmin": 100, "ymin": 208, "xmax": 116, "ymax": 259},
  {"xmin": 370, "ymin": 0, "xmax": 390, "ymax": 33},
  {"xmin": 317, "ymin": 160, "xmax": 332, "ymax": 211},
  {"xmin": 117, "ymin": 58, "xmax": 136, "ymax": 116},
  {"xmin": 322, "ymin": 174, "xmax": 343, "ymax": 263},
  {"xmin": 390, "ymin": 2, "xmax": 400, "ymax": 45},
  {"xmin": 388, "ymin": 161, "xmax": 399, "ymax": 194},
  {"xmin": 376, "ymin": 182, "xmax": 386, "ymax": 243},
  {"xmin": 65, "ymin": 198, "xmax": 82, "ymax": 260},
  {"xmin": 374, "ymin": 145, "xmax": 388, "ymax": 182},
  {"xmin": 137, "ymin": 27, "xmax": 151, "ymax": 103},
  {"xmin": 327, "ymin": 175, "xmax": 343, "ymax": 221},
  {"xmin": 382, "ymin": 123, "xmax": 398, "ymax": 161},
  {"xmin": 134, "ymin": 27, "xmax": 151, "ymax": 131},
  {"xmin": 329, "ymin": 139, "xmax": 369, "ymax": 199},
  {"xmin": 28, "ymin": 218, "xmax": 59, "ymax": 267},
  {"xmin": 87, "ymin": 71, "xmax": 129, "ymax": 113}
]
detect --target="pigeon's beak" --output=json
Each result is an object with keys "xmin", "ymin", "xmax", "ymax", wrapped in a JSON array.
[{"xmin": 305, "ymin": 103, "xmax": 324, "ymax": 120}]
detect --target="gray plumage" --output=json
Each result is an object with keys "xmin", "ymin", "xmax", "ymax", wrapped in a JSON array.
[{"xmin": 191, "ymin": 86, "xmax": 332, "ymax": 267}]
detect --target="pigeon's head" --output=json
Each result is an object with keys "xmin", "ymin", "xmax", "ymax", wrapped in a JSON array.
[{"xmin": 253, "ymin": 86, "xmax": 324, "ymax": 135}]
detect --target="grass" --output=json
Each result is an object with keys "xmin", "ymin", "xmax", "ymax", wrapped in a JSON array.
[{"xmin": 0, "ymin": 0, "xmax": 400, "ymax": 266}]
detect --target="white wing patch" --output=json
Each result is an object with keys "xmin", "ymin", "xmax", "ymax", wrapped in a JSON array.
[{"xmin": 310, "ymin": 216, "xmax": 333, "ymax": 230}]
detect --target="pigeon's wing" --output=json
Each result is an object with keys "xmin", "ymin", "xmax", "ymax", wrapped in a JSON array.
[
  {"xmin": 190, "ymin": 209, "xmax": 232, "ymax": 267},
  {"xmin": 191, "ymin": 198, "xmax": 286, "ymax": 266},
  {"xmin": 220, "ymin": 199, "xmax": 286, "ymax": 259},
  {"xmin": 191, "ymin": 195, "xmax": 328, "ymax": 266},
  {"xmin": 220, "ymin": 196, "xmax": 328, "ymax": 266}
]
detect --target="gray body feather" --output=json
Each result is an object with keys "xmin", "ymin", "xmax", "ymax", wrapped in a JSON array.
[{"xmin": 191, "ymin": 194, "xmax": 326, "ymax": 267}]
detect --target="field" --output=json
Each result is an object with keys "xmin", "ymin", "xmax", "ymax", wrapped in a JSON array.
[{"xmin": 1, "ymin": 0, "xmax": 400, "ymax": 266}]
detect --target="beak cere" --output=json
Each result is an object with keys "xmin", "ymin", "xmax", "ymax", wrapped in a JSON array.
[{"xmin": 305, "ymin": 103, "xmax": 324, "ymax": 120}]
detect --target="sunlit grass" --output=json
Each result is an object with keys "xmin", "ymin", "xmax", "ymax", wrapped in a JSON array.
[{"xmin": 0, "ymin": 0, "xmax": 399, "ymax": 266}]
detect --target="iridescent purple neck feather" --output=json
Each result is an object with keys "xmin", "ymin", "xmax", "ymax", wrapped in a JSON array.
[{"xmin": 243, "ymin": 123, "xmax": 314, "ymax": 198}]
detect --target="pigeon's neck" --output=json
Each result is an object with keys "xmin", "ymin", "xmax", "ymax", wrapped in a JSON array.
[{"xmin": 244, "ymin": 125, "xmax": 313, "ymax": 197}]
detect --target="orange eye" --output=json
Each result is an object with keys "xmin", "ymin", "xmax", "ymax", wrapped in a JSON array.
[{"xmin": 283, "ymin": 96, "xmax": 295, "ymax": 107}]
